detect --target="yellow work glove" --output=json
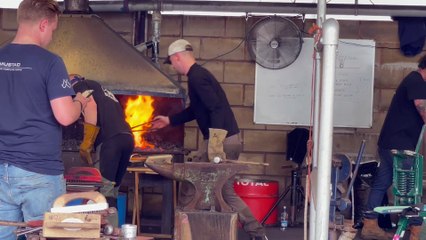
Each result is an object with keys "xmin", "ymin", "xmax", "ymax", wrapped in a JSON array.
[{"xmin": 80, "ymin": 123, "xmax": 100, "ymax": 165}]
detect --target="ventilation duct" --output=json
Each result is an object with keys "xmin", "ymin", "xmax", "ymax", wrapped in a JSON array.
[{"xmin": 47, "ymin": 14, "xmax": 183, "ymax": 97}]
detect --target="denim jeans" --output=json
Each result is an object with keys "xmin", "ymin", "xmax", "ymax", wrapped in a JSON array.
[
  {"xmin": 0, "ymin": 163, "xmax": 65, "ymax": 240},
  {"xmin": 365, "ymin": 148, "xmax": 394, "ymax": 219}
]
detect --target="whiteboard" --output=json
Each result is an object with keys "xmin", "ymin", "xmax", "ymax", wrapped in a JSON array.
[{"xmin": 254, "ymin": 38, "xmax": 375, "ymax": 128}]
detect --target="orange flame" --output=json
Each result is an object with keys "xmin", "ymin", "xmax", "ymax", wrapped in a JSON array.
[{"xmin": 125, "ymin": 96, "xmax": 155, "ymax": 149}]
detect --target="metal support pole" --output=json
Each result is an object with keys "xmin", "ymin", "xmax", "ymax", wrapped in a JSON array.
[
  {"xmin": 309, "ymin": 0, "xmax": 326, "ymax": 238},
  {"xmin": 314, "ymin": 18, "xmax": 339, "ymax": 240}
]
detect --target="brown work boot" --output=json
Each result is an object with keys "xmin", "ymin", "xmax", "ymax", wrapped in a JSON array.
[
  {"xmin": 360, "ymin": 218, "xmax": 393, "ymax": 240},
  {"xmin": 409, "ymin": 225, "xmax": 422, "ymax": 240}
]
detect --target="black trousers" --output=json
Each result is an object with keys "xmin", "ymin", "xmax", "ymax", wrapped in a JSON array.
[{"xmin": 98, "ymin": 133, "xmax": 134, "ymax": 186}]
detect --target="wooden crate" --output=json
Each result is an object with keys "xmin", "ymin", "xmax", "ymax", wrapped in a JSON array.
[{"xmin": 42, "ymin": 212, "xmax": 101, "ymax": 239}]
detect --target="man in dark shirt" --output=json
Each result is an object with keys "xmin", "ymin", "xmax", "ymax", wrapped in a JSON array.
[
  {"xmin": 361, "ymin": 55, "xmax": 426, "ymax": 240},
  {"xmin": 152, "ymin": 39, "xmax": 267, "ymax": 240},
  {"xmin": 70, "ymin": 74, "xmax": 134, "ymax": 208}
]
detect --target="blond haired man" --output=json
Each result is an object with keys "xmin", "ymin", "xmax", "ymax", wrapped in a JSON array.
[{"xmin": 0, "ymin": 1, "xmax": 89, "ymax": 239}]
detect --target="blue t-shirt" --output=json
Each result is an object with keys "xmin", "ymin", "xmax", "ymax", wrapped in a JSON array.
[{"xmin": 0, "ymin": 44, "xmax": 74, "ymax": 175}]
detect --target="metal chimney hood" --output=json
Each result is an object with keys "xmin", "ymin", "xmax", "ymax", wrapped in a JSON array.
[{"xmin": 47, "ymin": 14, "xmax": 184, "ymax": 98}]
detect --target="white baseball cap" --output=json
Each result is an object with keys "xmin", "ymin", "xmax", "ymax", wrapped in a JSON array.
[{"xmin": 164, "ymin": 39, "xmax": 193, "ymax": 64}]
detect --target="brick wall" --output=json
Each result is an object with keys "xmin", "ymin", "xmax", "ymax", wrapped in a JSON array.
[
  {"xmin": 154, "ymin": 16, "xmax": 426, "ymax": 196},
  {"xmin": 2, "ymin": 10, "xmax": 424, "ymax": 197},
  {"xmin": 155, "ymin": 15, "xmax": 424, "ymax": 181}
]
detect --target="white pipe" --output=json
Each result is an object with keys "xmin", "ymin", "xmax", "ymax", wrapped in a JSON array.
[
  {"xmin": 313, "ymin": 0, "xmax": 326, "ymax": 171},
  {"xmin": 309, "ymin": 0, "xmax": 326, "ymax": 239},
  {"xmin": 315, "ymin": 18, "xmax": 339, "ymax": 240},
  {"xmin": 308, "ymin": 187, "xmax": 317, "ymax": 240},
  {"xmin": 87, "ymin": 1, "xmax": 426, "ymax": 17},
  {"xmin": 308, "ymin": 35, "xmax": 320, "ymax": 240}
]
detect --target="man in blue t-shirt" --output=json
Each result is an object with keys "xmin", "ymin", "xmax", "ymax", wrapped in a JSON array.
[
  {"xmin": 0, "ymin": 1, "xmax": 90, "ymax": 239},
  {"xmin": 361, "ymin": 55, "xmax": 426, "ymax": 240}
]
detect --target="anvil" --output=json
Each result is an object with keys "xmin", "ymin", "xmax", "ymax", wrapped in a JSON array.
[{"xmin": 145, "ymin": 155, "xmax": 248, "ymax": 212}]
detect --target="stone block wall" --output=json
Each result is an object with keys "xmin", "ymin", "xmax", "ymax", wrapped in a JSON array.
[
  {"xmin": 155, "ymin": 15, "xmax": 423, "ymax": 179},
  {"xmin": 2, "ymin": 10, "xmax": 425, "ymax": 200},
  {"xmin": 157, "ymin": 16, "xmax": 291, "ymax": 185},
  {"xmin": 152, "ymin": 15, "xmax": 426, "ymax": 195}
]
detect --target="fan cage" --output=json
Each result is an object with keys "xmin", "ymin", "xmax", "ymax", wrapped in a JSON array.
[{"xmin": 247, "ymin": 16, "xmax": 303, "ymax": 70}]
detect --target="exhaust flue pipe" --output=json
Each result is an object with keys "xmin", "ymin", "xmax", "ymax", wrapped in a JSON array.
[
  {"xmin": 64, "ymin": 0, "xmax": 90, "ymax": 13},
  {"xmin": 151, "ymin": 11, "xmax": 162, "ymax": 65}
]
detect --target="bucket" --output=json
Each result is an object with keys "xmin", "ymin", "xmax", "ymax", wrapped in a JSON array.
[
  {"xmin": 121, "ymin": 224, "xmax": 137, "ymax": 239},
  {"xmin": 234, "ymin": 179, "xmax": 279, "ymax": 226}
]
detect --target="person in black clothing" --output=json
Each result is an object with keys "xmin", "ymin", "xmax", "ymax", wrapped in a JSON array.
[
  {"xmin": 70, "ymin": 74, "xmax": 134, "ymax": 207},
  {"xmin": 152, "ymin": 39, "xmax": 267, "ymax": 240},
  {"xmin": 361, "ymin": 55, "xmax": 426, "ymax": 240}
]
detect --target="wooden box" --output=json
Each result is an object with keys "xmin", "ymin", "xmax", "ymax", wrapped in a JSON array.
[{"xmin": 42, "ymin": 212, "xmax": 101, "ymax": 239}]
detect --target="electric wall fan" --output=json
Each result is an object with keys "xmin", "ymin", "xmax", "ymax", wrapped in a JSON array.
[{"xmin": 247, "ymin": 16, "xmax": 303, "ymax": 69}]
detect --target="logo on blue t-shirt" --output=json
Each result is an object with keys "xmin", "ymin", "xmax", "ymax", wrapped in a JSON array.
[
  {"xmin": 0, "ymin": 62, "xmax": 32, "ymax": 71},
  {"xmin": 62, "ymin": 79, "xmax": 72, "ymax": 89}
]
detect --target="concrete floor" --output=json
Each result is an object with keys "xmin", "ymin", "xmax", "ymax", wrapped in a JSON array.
[
  {"xmin": 141, "ymin": 221, "xmax": 425, "ymax": 240},
  {"xmin": 141, "ymin": 215, "xmax": 424, "ymax": 240},
  {"xmin": 238, "ymin": 226, "xmax": 304, "ymax": 240},
  {"xmin": 236, "ymin": 223, "xmax": 426, "ymax": 240}
]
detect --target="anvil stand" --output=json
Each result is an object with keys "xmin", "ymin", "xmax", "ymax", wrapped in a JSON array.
[
  {"xmin": 261, "ymin": 165, "xmax": 305, "ymax": 226},
  {"xmin": 145, "ymin": 155, "xmax": 249, "ymax": 240}
]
